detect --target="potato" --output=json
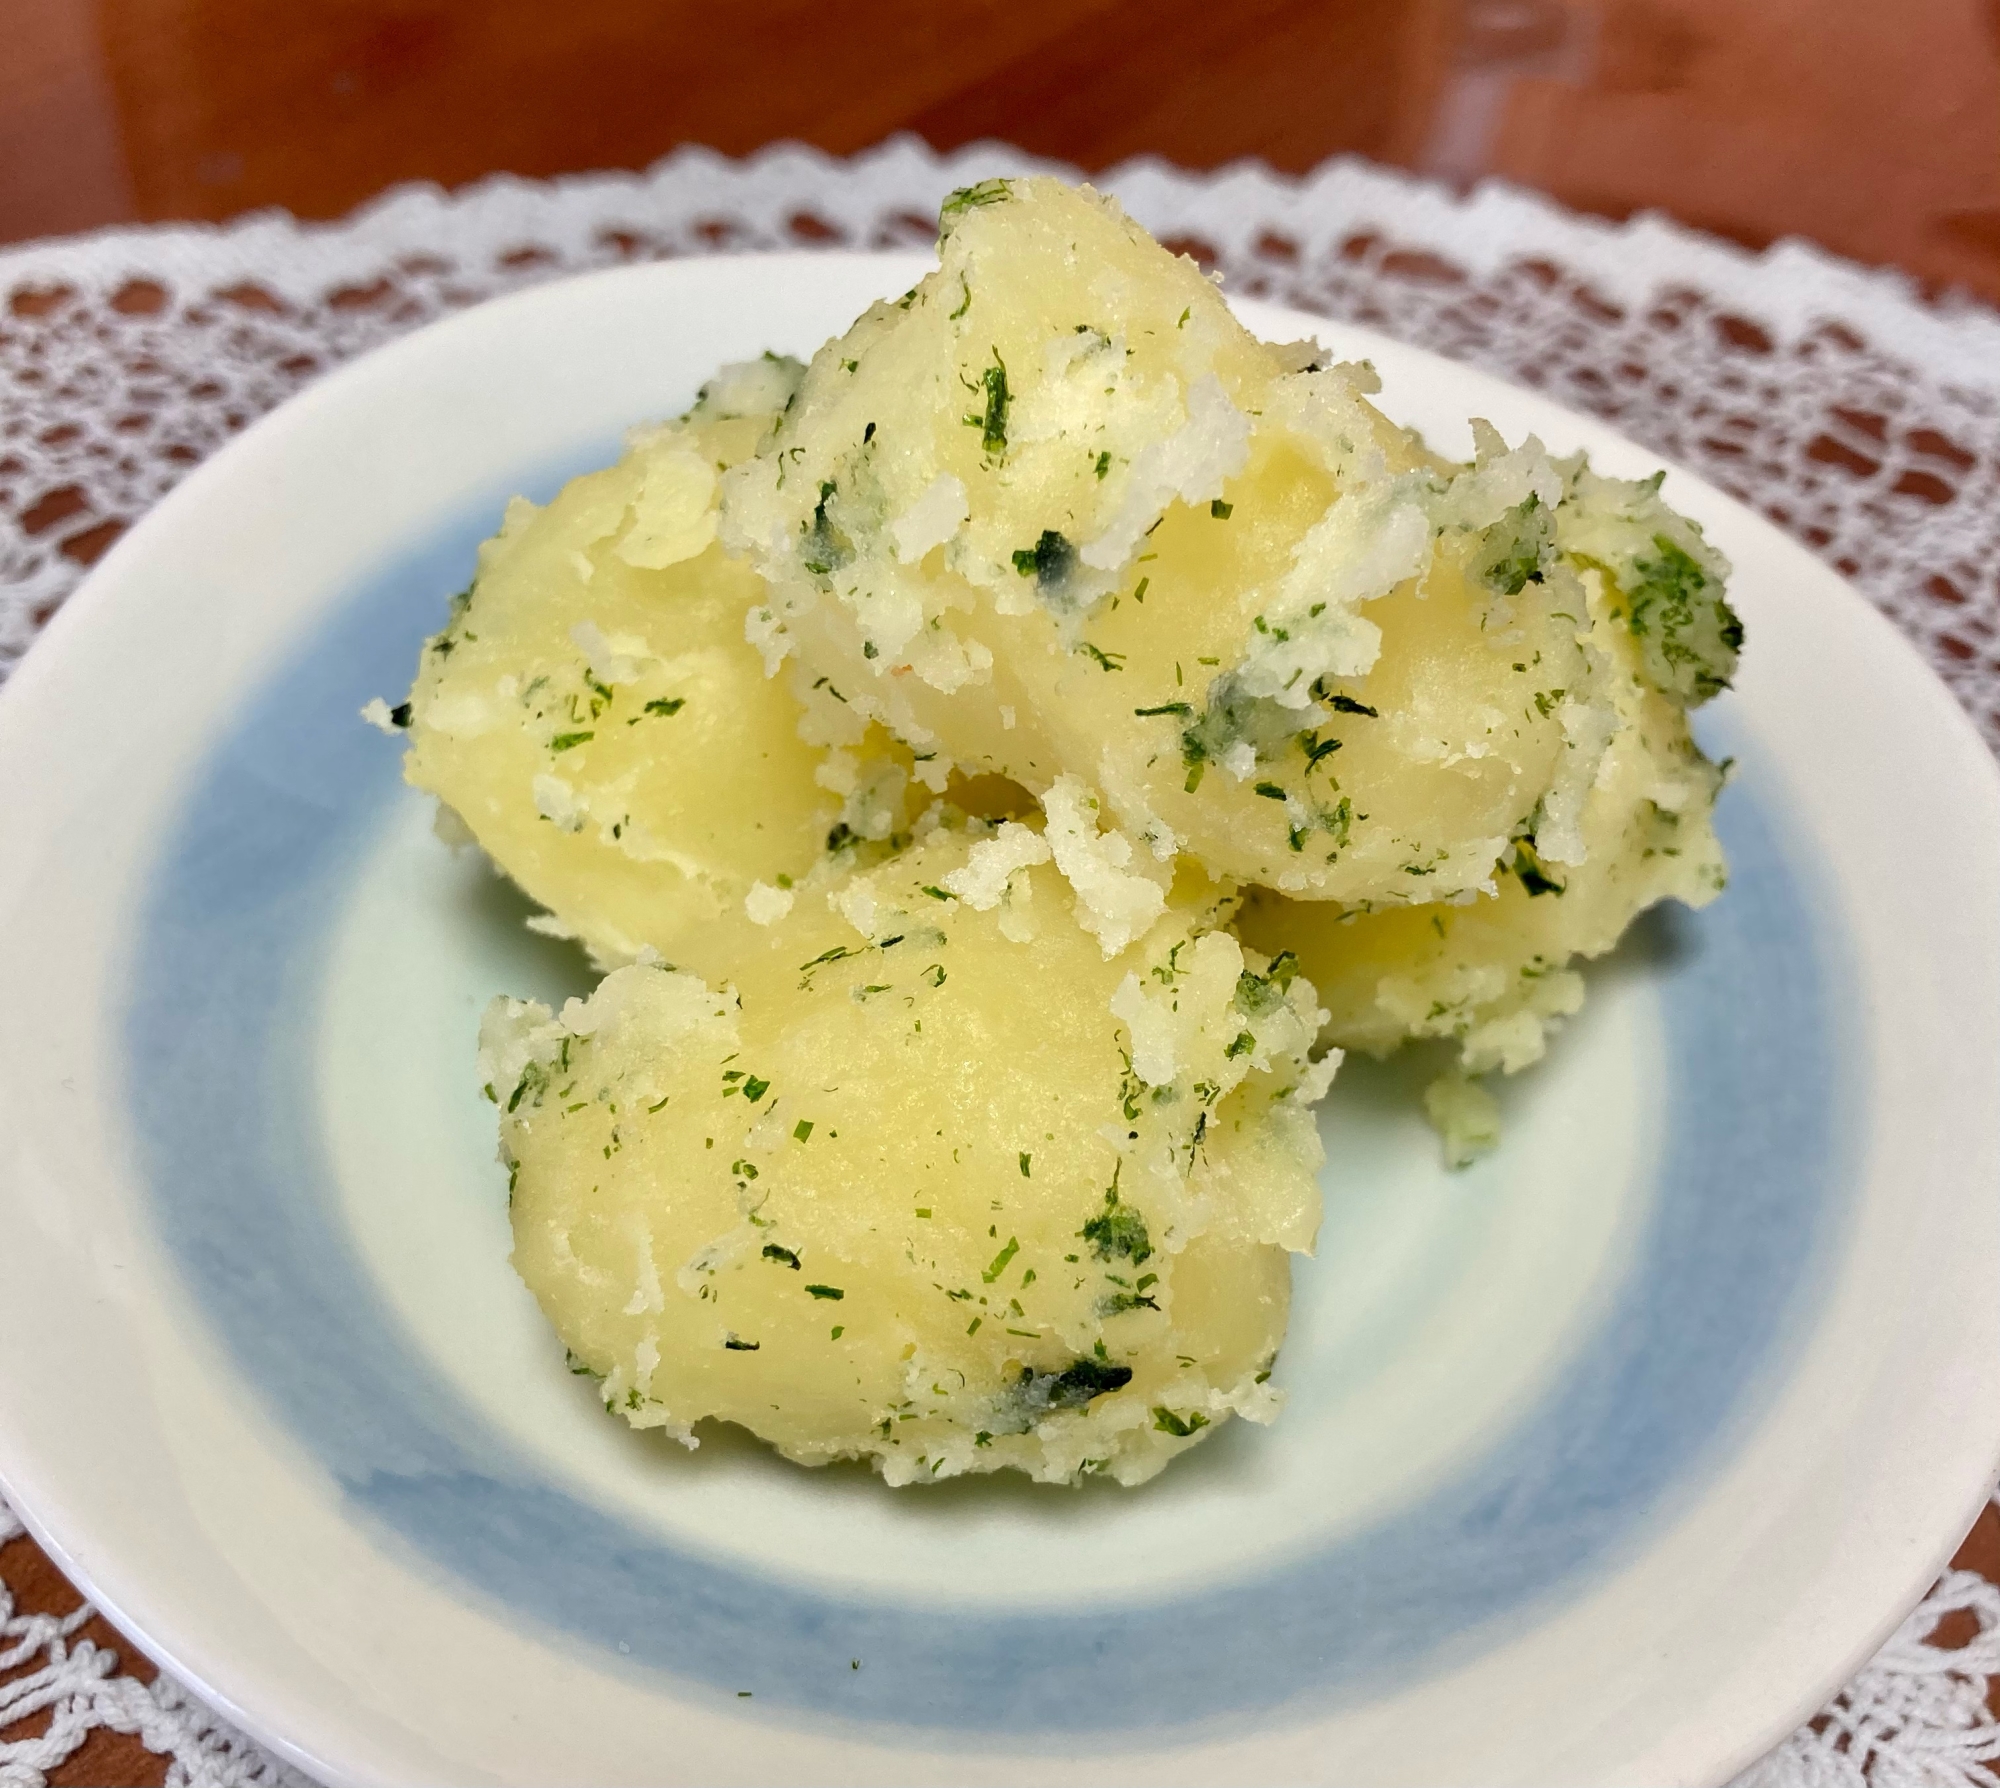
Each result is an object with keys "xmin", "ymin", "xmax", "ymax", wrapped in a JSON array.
[
  {"xmin": 1238, "ymin": 460, "xmax": 1732, "ymax": 1082},
  {"xmin": 486, "ymin": 821, "xmax": 1334, "ymax": 1486},
  {"xmin": 719, "ymin": 175, "xmax": 1687, "ymax": 905},
  {"xmin": 437, "ymin": 173, "xmax": 1749, "ymax": 1494},
  {"xmin": 396, "ymin": 356, "xmax": 918, "ymax": 968}
]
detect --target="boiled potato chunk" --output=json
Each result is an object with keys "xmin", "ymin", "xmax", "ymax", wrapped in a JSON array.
[
  {"xmin": 489, "ymin": 825, "xmax": 1335, "ymax": 1486},
  {"xmin": 398, "ymin": 356, "xmax": 915, "ymax": 968},
  {"xmin": 1239, "ymin": 460, "xmax": 1732, "ymax": 1083},
  {"xmin": 440, "ymin": 171, "xmax": 1750, "ymax": 1490},
  {"xmin": 722, "ymin": 175, "xmax": 1645, "ymax": 905}
]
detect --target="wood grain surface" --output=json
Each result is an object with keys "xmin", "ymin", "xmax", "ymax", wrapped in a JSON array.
[{"xmin": 3, "ymin": 0, "xmax": 1999, "ymax": 303}]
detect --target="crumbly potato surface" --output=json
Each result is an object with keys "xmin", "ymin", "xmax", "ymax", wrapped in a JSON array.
[
  {"xmin": 490, "ymin": 827, "xmax": 1332, "ymax": 1486},
  {"xmin": 719, "ymin": 176, "xmax": 1707, "ymax": 905},
  {"xmin": 400, "ymin": 359, "xmax": 918, "ymax": 968},
  {"xmin": 395, "ymin": 173, "xmax": 1748, "ymax": 1488},
  {"xmin": 1240, "ymin": 466, "xmax": 1732, "ymax": 1077}
]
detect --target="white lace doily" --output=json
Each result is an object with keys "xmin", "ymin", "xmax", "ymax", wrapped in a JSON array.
[{"xmin": 2, "ymin": 137, "xmax": 1997, "ymax": 1787}]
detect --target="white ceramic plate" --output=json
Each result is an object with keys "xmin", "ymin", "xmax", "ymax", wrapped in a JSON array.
[{"xmin": 1, "ymin": 253, "xmax": 1997, "ymax": 1788}]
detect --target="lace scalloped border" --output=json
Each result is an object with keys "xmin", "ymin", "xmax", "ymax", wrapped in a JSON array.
[
  {"xmin": 5, "ymin": 137, "xmax": 2000, "ymax": 381},
  {"xmin": 4, "ymin": 136, "xmax": 1996, "ymax": 750}
]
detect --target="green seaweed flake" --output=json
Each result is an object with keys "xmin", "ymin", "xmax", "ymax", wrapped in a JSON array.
[
  {"xmin": 1234, "ymin": 951, "xmax": 1299, "ymax": 1017},
  {"xmin": 1623, "ymin": 533, "xmax": 1744, "ymax": 705},
  {"xmin": 1010, "ymin": 528, "xmax": 1076, "ymax": 591},
  {"xmin": 1179, "ymin": 672, "xmax": 1303, "ymax": 792},
  {"xmin": 1081, "ymin": 1185, "xmax": 1152, "ymax": 1268},
  {"xmin": 1509, "ymin": 837, "xmax": 1567, "ymax": 897},
  {"xmin": 997, "ymin": 1356, "xmax": 1134, "ymax": 1429},
  {"xmin": 966, "ymin": 351, "xmax": 1011, "ymax": 455},
  {"xmin": 939, "ymin": 179, "xmax": 1012, "ymax": 225},
  {"xmin": 1474, "ymin": 493, "xmax": 1554, "ymax": 596}
]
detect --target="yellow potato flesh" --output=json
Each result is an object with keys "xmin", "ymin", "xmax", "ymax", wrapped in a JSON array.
[
  {"xmin": 433, "ymin": 177, "xmax": 1747, "ymax": 1487},
  {"xmin": 401, "ymin": 373, "xmax": 914, "ymax": 968},
  {"xmin": 1240, "ymin": 558, "xmax": 1729, "ymax": 1076},
  {"xmin": 492, "ymin": 830, "xmax": 1330, "ymax": 1486},
  {"xmin": 722, "ymin": 176, "xmax": 1601, "ymax": 903}
]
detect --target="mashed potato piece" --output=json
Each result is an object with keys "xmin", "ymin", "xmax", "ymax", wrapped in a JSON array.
[
  {"xmin": 721, "ymin": 175, "xmax": 1660, "ymax": 905},
  {"xmin": 487, "ymin": 824, "xmax": 1334, "ymax": 1485},
  {"xmin": 397, "ymin": 356, "xmax": 918, "ymax": 967},
  {"xmin": 1239, "ymin": 457, "xmax": 1733, "ymax": 1084}
]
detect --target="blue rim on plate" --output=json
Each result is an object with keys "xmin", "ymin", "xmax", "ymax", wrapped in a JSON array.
[{"xmin": 124, "ymin": 455, "xmax": 1857, "ymax": 1743}]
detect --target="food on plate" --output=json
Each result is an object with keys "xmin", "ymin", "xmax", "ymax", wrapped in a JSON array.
[
  {"xmin": 1238, "ymin": 459, "xmax": 1734, "ymax": 1095},
  {"xmin": 382, "ymin": 171, "xmax": 1743, "ymax": 1485},
  {"xmin": 487, "ymin": 823, "xmax": 1330, "ymax": 1485},
  {"xmin": 722, "ymin": 175, "xmax": 1644, "ymax": 908},
  {"xmin": 387, "ymin": 355, "xmax": 918, "ymax": 969}
]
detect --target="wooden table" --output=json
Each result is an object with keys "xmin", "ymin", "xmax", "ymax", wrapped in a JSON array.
[
  {"xmin": 6, "ymin": 0, "xmax": 2000, "ymax": 307},
  {"xmin": 3, "ymin": 2, "xmax": 1999, "ymax": 1782}
]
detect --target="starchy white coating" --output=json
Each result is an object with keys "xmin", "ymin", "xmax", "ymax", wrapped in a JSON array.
[{"xmin": 492, "ymin": 829, "xmax": 1333, "ymax": 1485}]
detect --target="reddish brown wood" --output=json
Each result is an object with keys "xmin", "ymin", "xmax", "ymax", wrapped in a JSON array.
[
  {"xmin": 1489, "ymin": 0, "xmax": 2000, "ymax": 301},
  {"xmin": 0, "ymin": 1531, "xmax": 167, "ymax": 1787},
  {"xmin": 0, "ymin": 0, "xmax": 1997, "ymax": 303}
]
